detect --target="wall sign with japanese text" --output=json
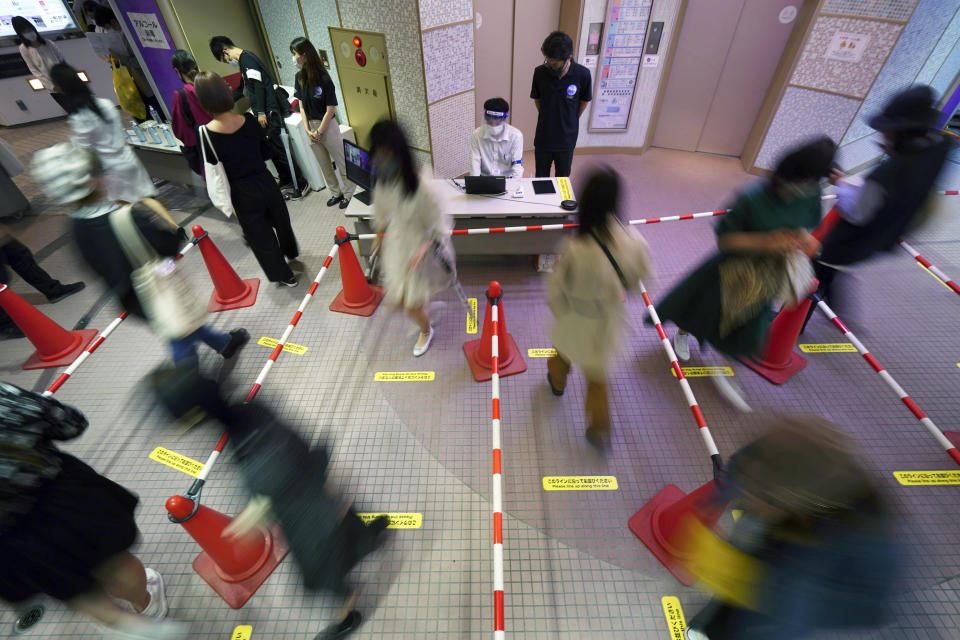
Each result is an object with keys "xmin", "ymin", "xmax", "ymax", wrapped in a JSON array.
[{"xmin": 588, "ymin": 0, "xmax": 654, "ymax": 131}]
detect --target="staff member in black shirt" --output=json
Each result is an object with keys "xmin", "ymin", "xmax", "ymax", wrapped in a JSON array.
[
  {"xmin": 530, "ymin": 31, "xmax": 592, "ymax": 178},
  {"xmin": 290, "ymin": 37, "xmax": 355, "ymax": 209},
  {"xmin": 209, "ymin": 35, "xmax": 307, "ymax": 200}
]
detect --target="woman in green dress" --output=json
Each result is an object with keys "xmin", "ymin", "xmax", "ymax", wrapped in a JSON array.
[{"xmin": 653, "ymin": 138, "xmax": 835, "ymax": 410}]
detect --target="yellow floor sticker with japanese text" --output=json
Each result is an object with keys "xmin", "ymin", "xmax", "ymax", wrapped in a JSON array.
[
  {"xmin": 374, "ymin": 372, "xmax": 435, "ymax": 381},
  {"xmin": 893, "ymin": 470, "xmax": 960, "ymax": 485},
  {"xmin": 799, "ymin": 343, "xmax": 857, "ymax": 353},
  {"xmin": 661, "ymin": 596, "xmax": 688, "ymax": 639},
  {"xmin": 528, "ymin": 348, "xmax": 557, "ymax": 358},
  {"xmin": 231, "ymin": 625, "xmax": 252, "ymax": 640},
  {"xmin": 257, "ymin": 337, "xmax": 308, "ymax": 355},
  {"xmin": 466, "ymin": 298, "xmax": 478, "ymax": 334},
  {"xmin": 671, "ymin": 366, "xmax": 734, "ymax": 377},
  {"xmin": 149, "ymin": 447, "xmax": 203, "ymax": 477},
  {"xmin": 356, "ymin": 513, "xmax": 423, "ymax": 528},
  {"xmin": 542, "ymin": 476, "xmax": 618, "ymax": 491}
]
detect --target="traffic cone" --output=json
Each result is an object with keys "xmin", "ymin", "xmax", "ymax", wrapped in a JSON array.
[
  {"xmin": 463, "ymin": 281, "xmax": 526, "ymax": 382},
  {"xmin": 0, "ymin": 284, "xmax": 97, "ymax": 370},
  {"xmin": 166, "ymin": 494, "xmax": 288, "ymax": 609},
  {"xmin": 739, "ymin": 278, "xmax": 819, "ymax": 385},
  {"xmin": 329, "ymin": 226, "xmax": 383, "ymax": 316},
  {"xmin": 628, "ymin": 480, "xmax": 730, "ymax": 586},
  {"xmin": 192, "ymin": 225, "xmax": 260, "ymax": 312},
  {"xmin": 812, "ymin": 206, "xmax": 841, "ymax": 242}
]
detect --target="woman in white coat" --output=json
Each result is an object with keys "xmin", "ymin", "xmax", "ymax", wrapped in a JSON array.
[
  {"xmin": 51, "ymin": 63, "xmax": 156, "ymax": 204},
  {"xmin": 13, "ymin": 17, "xmax": 69, "ymax": 112},
  {"xmin": 546, "ymin": 168, "xmax": 651, "ymax": 448},
  {"xmin": 369, "ymin": 120, "xmax": 455, "ymax": 357}
]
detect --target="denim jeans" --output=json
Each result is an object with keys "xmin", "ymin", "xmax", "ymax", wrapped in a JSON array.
[{"xmin": 169, "ymin": 325, "xmax": 231, "ymax": 363}]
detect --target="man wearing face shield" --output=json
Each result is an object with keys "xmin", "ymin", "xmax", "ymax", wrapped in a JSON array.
[
  {"xmin": 469, "ymin": 98, "xmax": 524, "ymax": 178},
  {"xmin": 530, "ymin": 31, "xmax": 592, "ymax": 178}
]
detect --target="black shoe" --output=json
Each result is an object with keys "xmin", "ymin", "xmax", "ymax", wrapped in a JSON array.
[
  {"xmin": 280, "ymin": 276, "xmax": 299, "ymax": 287},
  {"xmin": 45, "ymin": 282, "xmax": 85, "ymax": 303},
  {"xmin": 338, "ymin": 197, "xmax": 351, "ymax": 210},
  {"xmin": 1, "ymin": 324, "xmax": 25, "ymax": 339},
  {"xmin": 220, "ymin": 329, "xmax": 250, "ymax": 359},
  {"xmin": 547, "ymin": 372, "xmax": 564, "ymax": 396},
  {"xmin": 327, "ymin": 194, "xmax": 344, "ymax": 207},
  {"xmin": 314, "ymin": 610, "xmax": 361, "ymax": 640}
]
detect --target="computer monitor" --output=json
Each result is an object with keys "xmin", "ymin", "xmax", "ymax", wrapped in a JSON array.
[{"xmin": 344, "ymin": 139, "xmax": 373, "ymax": 205}]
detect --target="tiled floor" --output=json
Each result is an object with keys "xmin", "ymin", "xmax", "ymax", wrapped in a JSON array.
[{"xmin": 2, "ymin": 116, "xmax": 959, "ymax": 639}]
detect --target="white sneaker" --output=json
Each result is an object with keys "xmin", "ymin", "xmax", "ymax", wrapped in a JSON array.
[
  {"xmin": 413, "ymin": 325, "xmax": 434, "ymax": 357},
  {"xmin": 106, "ymin": 617, "xmax": 189, "ymax": 640},
  {"xmin": 712, "ymin": 374, "xmax": 752, "ymax": 413},
  {"xmin": 673, "ymin": 332, "xmax": 691, "ymax": 361},
  {"xmin": 139, "ymin": 568, "xmax": 168, "ymax": 619}
]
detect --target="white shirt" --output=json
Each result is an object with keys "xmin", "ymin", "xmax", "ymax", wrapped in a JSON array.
[
  {"xmin": 469, "ymin": 123, "xmax": 523, "ymax": 178},
  {"xmin": 18, "ymin": 41, "xmax": 63, "ymax": 91}
]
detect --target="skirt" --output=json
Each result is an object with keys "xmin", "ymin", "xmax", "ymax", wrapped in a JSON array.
[{"xmin": 0, "ymin": 454, "xmax": 140, "ymax": 603}]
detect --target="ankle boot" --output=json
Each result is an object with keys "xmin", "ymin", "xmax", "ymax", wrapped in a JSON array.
[
  {"xmin": 584, "ymin": 380, "xmax": 610, "ymax": 446},
  {"xmin": 546, "ymin": 354, "xmax": 570, "ymax": 396}
]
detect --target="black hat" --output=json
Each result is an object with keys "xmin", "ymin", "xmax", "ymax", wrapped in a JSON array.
[{"xmin": 868, "ymin": 85, "xmax": 939, "ymax": 132}]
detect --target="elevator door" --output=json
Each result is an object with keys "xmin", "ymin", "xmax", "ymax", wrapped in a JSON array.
[
  {"xmin": 652, "ymin": 0, "xmax": 801, "ymax": 156},
  {"xmin": 256, "ymin": 0, "xmax": 304, "ymax": 87}
]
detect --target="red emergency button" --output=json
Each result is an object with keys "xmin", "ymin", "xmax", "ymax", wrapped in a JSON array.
[{"xmin": 355, "ymin": 49, "xmax": 367, "ymax": 66}]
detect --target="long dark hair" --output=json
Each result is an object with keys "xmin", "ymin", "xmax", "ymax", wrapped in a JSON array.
[
  {"xmin": 12, "ymin": 16, "xmax": 45, "ymax": 46},
  {"xmin": 369, "ymin": 119, "xmax": 419, "ymax": 197},
  {"xmin": 576, "ymin": 168, "xmax": 621, "ymax": 240},
  {"xmin": 290, "ymin": 37, "xmax": 330, "ymax": 93},
  {"xmin": 50, "ymin": 63, "xmax": 105, "ymax": 121}
]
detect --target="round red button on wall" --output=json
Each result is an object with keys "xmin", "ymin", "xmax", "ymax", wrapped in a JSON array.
[{"xmin": 355, "ymin": 49, "xmax": 367, "ymax": 66}]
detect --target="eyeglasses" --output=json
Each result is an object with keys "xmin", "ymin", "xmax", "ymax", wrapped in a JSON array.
[{"xmin": 543, "ymin": 57, "xmax": 566, "ymax": 71}]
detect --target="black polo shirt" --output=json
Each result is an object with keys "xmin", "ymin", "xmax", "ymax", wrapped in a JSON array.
[
  {"xmin": 294, "ymin": 72, "xmax": 339, "ymax": 121},
  {"xmin": 530, "ymin": 61, "xmax": 592, "ymax": 151}
]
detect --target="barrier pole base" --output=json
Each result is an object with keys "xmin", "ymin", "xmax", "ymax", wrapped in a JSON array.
[
  {"xmin": 191, "ymin": 522, "xmax": 289, "ymax": 609},
  {"xmin": 463, "ymin": 333, "xmax": 527, "ymax": 382},
  {"xmin": 207, "ymin": 278, "xmax": 260, "ymax": 313},
  {"xmin": 628, "ymin": 484, "xmax": 695, "ymax": 586},
  {"xmin": 329, "ymin": 285, "xmax": 384, "ymax": 317},
  {"xmin": 22, "ymin": 329, "xmax": 98, "ymax": 371},
  {"xmin": 738, "ymin": 351, "xmax": 807, "ymax": 386}
]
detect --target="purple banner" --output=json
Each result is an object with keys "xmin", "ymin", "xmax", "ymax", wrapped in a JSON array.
[{"xmin": 115, "ymin": 0, "xmax": 181, "ymax": 118}]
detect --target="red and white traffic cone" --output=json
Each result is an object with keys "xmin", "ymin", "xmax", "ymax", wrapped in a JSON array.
[
  {"xmin": 166, "ymin": 495, "xmax": 288, "ymax": 609},
  {"xmin": 463, "ymin": 281, "xmax": 526, "ymax": 382},
  {"xmin": 628, "ymin": 479, "xmax": 730, "ymax": 586},
  {"xmin": 192, "ymin": 225, "xmax": 260, "ymax": 312},
  {"xmin": 329, "ymin": 226, "xmax": 384, "ymax": 316},
  {"xmin": 0, "ymin": 284, "xmax": 97, "ymax": 370}
]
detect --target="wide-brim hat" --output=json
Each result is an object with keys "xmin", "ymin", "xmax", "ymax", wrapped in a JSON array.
[{"xmin": 868, "ymin": 85, "xmax": 939, "ymax": 132}]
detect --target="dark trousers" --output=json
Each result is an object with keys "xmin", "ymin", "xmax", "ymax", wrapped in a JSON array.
[
  {"xmin": 0, "ymin": 239, "xmax": 62, "ymax": 328},
  {"xmin": 535, "ymin": 148, "xmax": 574, "ymax": 178},
  {"xmin": 265, "ymin": 114, "xmax": 304, "ymax": 189},
  {"xmin": 232, "ymin": 173, "xmax": 298, "ymax": 282}
]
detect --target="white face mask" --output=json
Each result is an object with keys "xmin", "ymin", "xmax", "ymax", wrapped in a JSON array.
[
  {"xmin": 292, "ymin": 56, "xmax": 302, "ymax": 69},
  {"xmin": 486, "ymin": 123, "xmax": 505, "ymax": 137},
  {"xmin": 226, "ymin": 58, "xmax": 239, "ymax": 67}
]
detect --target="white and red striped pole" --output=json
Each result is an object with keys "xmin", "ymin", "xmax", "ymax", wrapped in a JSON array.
[
  {"xmin": 43, "ymin": 239, "xmax": 198, "ymax": 397},
  {"xmin": 640, "ymin": 281, "xmax": 723, "ymax": 471},
  {"xmin": 810, "ymin": 293, "xmax": 960, "ymax": 467},
  {"xmin": 245, "ymin": 241, "xmax": 340, "ymax": 402},
  {"xmin": 487, "ymin": 281, "xmax": 506, "ymax": 640},
  {"xmin": 897, "ymin": 239, "xmax": 960, "ymax": 296}
]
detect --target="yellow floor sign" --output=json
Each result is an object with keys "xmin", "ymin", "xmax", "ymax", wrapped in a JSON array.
[
  {"xmin": 528, "ymin": 348, "xmax": 557, "ymax": 358},
  {"xmin": 356, "ymin": 513, "xmax": 423, "ymax": 528},
  {"xmin": 799, "ymin": 343, "xmax": 857, "ymax": 353},
  {"xmin": 542, "ymin": 476, "xmax": 618, "ymax": 491},
  {"xmin": 671, "ymin": 366, "xmax": 734, "ymax": 377},
  {"xmin": 893, "ymin": 470, "xmax": 960, "ymax": 485},
  {"xmin": 661, "ymin": 596, "xmax": 688, "ymax": 639},
  {"xmin": 149, "ymin": 447, "xmax": 204, "ymax": 477},
  {"xmin": 231, "ymin": 625, "xmax": 252, "ymax": 640},
  {"xmin": 257, "ymin": 337, "xmax": 308, "ymax": 355},
  {"xmin": 466, "ymin": 298, "xmax": 478, "ymax": 334},
  {"xmin": 374, "ymin": 372, "xmax": 435, "ymax": 381}
]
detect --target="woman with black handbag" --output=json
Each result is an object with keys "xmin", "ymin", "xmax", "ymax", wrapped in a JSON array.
[{"xmin": 545, "ymin": 168, "xmax": 651, "ymax": 449}]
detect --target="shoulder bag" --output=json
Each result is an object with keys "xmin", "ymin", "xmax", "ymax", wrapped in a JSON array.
[{"xmin": 198, "ymin": 125, "xmax": 235, "ymax": 217}]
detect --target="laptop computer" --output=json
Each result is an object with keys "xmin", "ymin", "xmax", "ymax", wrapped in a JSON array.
[{"xmin": 464, "ymin": 175, "xmax": 507, "ymax": 195}]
